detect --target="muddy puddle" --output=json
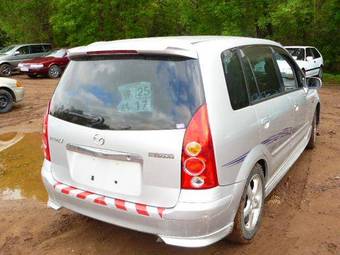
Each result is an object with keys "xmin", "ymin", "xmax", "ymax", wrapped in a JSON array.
[{"xmin": 0, "ymin": 132, "xmax": 47, "ymax": 201}]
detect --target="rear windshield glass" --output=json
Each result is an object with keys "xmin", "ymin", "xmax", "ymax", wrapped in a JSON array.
[
  {"xmin": 0, "ymin": 45, "xmax": 15, "ymax": 54},
  {"xmin": 50, "ymin": 55, "xmax": 205, "ymax": 130}
]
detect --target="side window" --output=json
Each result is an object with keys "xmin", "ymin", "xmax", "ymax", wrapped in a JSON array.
[
  {"xmin": 221, "ymin": 49, "xmax": 249, "ymax": 110},
  {"xmin": 306, "ymin": 48, "xmax": 314, "ymax": 59},
  {"xmin": 43, "ymin": 45, "xmax": 52, "ymax": 52},
  {"xmin": 273, "ymin": 50, "xmax": 298, "ymax": 91},
  {"xmin": 17, "ymin": 46, "xmax": 30, "ymax": 55},
  {"xmin": 30, "ymin": 45, "xmax": 44, "ymax": 53},
  {"xmin": 311, "ymin": 48, "xmax": 320, "ymax": 58},
  {"xmin": 242, "ymin": 46, "xmax": 282, "ymax": 100}
]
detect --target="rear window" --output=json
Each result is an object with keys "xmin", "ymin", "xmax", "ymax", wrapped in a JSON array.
[{"xmin": 50, "ymin": 55, "xmax": 205, "ymax": 130}]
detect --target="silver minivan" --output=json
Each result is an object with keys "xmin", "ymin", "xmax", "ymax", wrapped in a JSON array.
[{"xmin": 41, "ymin": 36, "xmax": 321, "ymax": 247}]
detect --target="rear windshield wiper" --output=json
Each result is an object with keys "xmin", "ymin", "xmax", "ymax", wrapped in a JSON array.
[{"xmin": 65, "ymin": 110, "xmax": 104, "ymax": 125}]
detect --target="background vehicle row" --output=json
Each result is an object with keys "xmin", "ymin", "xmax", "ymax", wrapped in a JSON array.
[{"xmin": 0, "ymin": 43, "xmax": 51, "ymax": 76}]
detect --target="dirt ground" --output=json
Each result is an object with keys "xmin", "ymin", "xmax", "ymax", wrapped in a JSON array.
[{"xmin": 0, "ymin": 75, "xmax": 339, "ymax": 255}]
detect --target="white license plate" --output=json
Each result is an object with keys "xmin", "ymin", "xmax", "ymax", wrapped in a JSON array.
[
  {"xmin": 69, "ymin": 152, "xmax": 142, "ymax": 196},
  {"xmin": 20, "ymin": 67, "xmax": 29, "ymax": 72}
]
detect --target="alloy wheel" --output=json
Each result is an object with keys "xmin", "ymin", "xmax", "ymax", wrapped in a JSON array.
[
  {"xmin": 243, "ymin": 174, "xmax": 263, "ymax": 232},
  {"xmin": 1, "ymin": 64, "xmax": 11, "ymax": 76},
  {"xmin": 0, "ymin": 94, "xmax": 9, "ymax": 109}
]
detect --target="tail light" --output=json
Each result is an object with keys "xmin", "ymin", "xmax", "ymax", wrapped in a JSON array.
[
  {"xmin": 42, "ymin": 101, "xmax": 51, "ymax": 161},
  {"xmin": 181, "ymin": 104, "xmax": 218, "ymax": 189}
]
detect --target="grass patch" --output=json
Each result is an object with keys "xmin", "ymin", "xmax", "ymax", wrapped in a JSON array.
[{"xmin": 323, "ymin": 73, "xmax": 340, "ymax": 85}]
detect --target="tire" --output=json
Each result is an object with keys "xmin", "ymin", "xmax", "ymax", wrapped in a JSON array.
[
  {"xmin": 0, "ymin": 89, "xmax": 14, "ymax": 113},
  {"xmin": 48, "ymin": 65, "xmax": 61, "ymax": 79},
  {"xmin": 0, "ymin": 63, "xmax": 12, "ymax": 77},
  {"xmin": 306, "ymin": 112, "xmax": 317, "ymax": 149},
  {"xmin": 28, "ymin": 74, "xmax": 38, "ymax": 78},
  {"xmin": 318, "ymin": 66, "xmax": 323, "ymax": 80},
  {"xmin": 228, "ymin": 163, "xmax": 265, "ymax": 243}
]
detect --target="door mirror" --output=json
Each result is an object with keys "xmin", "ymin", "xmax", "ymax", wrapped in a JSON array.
[
  {"xmin": 306, "ymin": 56, "xmax": 313, "ymax": 61},
  {"xmin": 307, "ymin": 77, "xmax": 322, "ymax": 89},
  {"xmin": 14, "ymin": 51, "xmax": 20, "ymax": 56}
]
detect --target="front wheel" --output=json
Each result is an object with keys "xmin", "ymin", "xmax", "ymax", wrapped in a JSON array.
[
  {"xmin": 228, "ymin": 163, "xmax": 265, "ymax": 243},
  {"xmin": 0, "ymin": 89, "xmax": 14, "ymax": 113},
  {"xmin": 318, "ymin": 66, "xmax": 323, "ymax": 80},
  {"xmin": 307, "ymin": 112, "xmax": 317, "ymax": 149},
  {"xmin": 48, "ymin": 65, "xmax": 61, "ymax": 79}
]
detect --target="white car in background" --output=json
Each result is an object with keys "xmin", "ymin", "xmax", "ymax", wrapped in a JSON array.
[
  {"xmin": 285, "ymin": 46, "xmax": 323, "ymax": 79},
  {"xmin": 0, "ymin": 77, "xmax": 24, "ymax": 113}
]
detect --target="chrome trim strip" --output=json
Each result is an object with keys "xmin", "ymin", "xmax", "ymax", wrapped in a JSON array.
[{"xmin": 66, "ymin": 144, "xmax": 143, "ymax": 164}]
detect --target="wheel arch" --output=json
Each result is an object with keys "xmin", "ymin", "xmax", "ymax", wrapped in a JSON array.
[
  {"xmin": 0, "ymin": 62, "xmax": 12, "ymax": 66},
  {"xmin": 47, "ymin": 63, "xmax": 58, "ymax": 69},
  {"xmin": 235, "ymin": 145, "xmax": 271, "ymax": 184},
  {"xmin": 316, "ymin": 102, "xmax": 321, "ymax": 126}
]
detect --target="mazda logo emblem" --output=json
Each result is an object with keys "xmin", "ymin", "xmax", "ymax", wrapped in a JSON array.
[{"xmin": 93, "ymin": 134, "xmax": 105, "ymax": 145}]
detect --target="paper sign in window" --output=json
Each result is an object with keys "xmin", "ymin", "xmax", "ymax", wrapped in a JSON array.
[{"xmin": 117, "ymin": 82, "xmax": 152, "ymax": 113}]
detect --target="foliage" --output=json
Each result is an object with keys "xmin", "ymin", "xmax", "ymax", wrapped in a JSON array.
[
  {"xmin": 0, "ymin": 29, "xmax": 9, "ymax": 48},
  {"xmin": 0, "ymin": 0, "xmax": 338, "ymax": 71},
  {"xmin": 323, "ymin": 73, "xmax": 340, "ymax": 84}
]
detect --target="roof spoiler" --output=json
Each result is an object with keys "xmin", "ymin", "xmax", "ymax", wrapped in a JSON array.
[{"xmin": 68, "ymin": 47, "xmax": 198, "ymax": 59}]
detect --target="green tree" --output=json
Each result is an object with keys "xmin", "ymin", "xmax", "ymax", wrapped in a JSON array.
[
  {"xmin": 0, "ymin": 0, "xmax": 338, "ymax": 71},
  {"xmin": 0, "ymin": 0, "xmax": 53, "ymax": 44}
]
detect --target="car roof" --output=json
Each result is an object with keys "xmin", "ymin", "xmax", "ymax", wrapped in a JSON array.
[
  {"xmin": 68, "ymin": 36, "xmax": 282, "ymax": 59},
  {"xmin": 285, "ymin": 46, "xmax": 315, "ymax": 49},
  {"xmin": 11, "ymin": 43, "xmax": 51, "ymax": 47}
]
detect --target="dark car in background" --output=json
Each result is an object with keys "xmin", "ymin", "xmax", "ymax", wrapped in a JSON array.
[
  {"xmin": 0, "ymin": 43, "xmax": 52, "ymax": 77},
  {"xmin": 18, "ymin": 48, "xmax": 69, "ymax": 78}
]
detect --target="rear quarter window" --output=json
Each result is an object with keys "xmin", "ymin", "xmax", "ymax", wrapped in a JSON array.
[{"xmin": 221, "ymin": 49, "xmax": 249, "ymax": 110}]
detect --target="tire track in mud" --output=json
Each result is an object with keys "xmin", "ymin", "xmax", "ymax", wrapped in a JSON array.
[{"xmin": 0, "ymin": 133, "xmax": 24, "ymax": 152}]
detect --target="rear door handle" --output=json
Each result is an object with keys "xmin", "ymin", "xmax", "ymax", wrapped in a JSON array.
[
  {"xmin": 294, "ymin": 104, "xmax": 299, "ymax": 111},
  {"xmin": 261, "ymin": 117, "xmax": 271, "ymax": 129}
]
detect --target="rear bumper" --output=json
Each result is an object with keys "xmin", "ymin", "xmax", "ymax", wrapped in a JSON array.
[{"xmin": 41, "ymin": 160, "xmax": 245, "ymax": 247}]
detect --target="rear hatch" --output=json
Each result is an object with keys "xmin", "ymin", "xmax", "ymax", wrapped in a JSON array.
[{"xmin": 48, "ymin": 53, "xmax": 205, "ymax": 208}]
